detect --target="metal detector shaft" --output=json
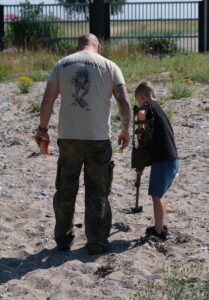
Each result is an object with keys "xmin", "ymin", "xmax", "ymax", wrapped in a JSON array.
[
  {"xmin": 120, "ymin": 173, "xmax": 143, "ymax": 214},
  {"xmin": 135, "ymin": 174, "xmax": 141, "ymax": 209}
]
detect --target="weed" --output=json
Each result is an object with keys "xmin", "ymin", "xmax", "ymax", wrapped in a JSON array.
[
  {"xmin": 169, "ymin": 82, "xmax": 192, "ymax": 99},
  {"xmin": 190, "ymin": 191, "xmax": 200, "ymax": 196},
  {"xmin": 111, "ymin": 114, "xmax": 121, "ymax": 131},
  {"xmin": 163, "ymin": 105, "xmax": 174, "ymax": 121},
  {"xmin": 158, "ymin": 94, "xmax": 171, "ymax": 105},
  {"xmin": 27, "ymin": 99, "xmax": 40, "ymax": 113},
  {"xmin": 29, "ymin": 70, "xmax": 46, "ymax": 82},
  {"xmin": 16, "ymin": 76, "xmax": 33, "ymax": 94},
  {"xmin": 112, "ymin": 146, "xmax": 123, "ymax": 153},
  {"xmin": 0, "ymin": 64, "xmax": 12, "ymax": 82},
  {"xmin": 131, "ymin": 265, "xmax": 209, "ymax": 300}
]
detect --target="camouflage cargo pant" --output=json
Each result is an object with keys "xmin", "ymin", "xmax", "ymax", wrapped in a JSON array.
[{"xmin": 53, "ymin": 139, "xmax": 114, "ymax": 247}]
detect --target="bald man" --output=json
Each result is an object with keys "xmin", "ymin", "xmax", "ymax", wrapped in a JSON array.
[{"xmin": 35, "ymin": 33, "xmax": 131, "ymax": 255}]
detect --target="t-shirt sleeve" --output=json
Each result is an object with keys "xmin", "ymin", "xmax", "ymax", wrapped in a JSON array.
[
  {"xmin": 112, "ymin": 63, "xmax": 126, "ymax": 87},
  {"xmin": 48, "ymin": 63, "xmax": 59, "ymax": 84}
]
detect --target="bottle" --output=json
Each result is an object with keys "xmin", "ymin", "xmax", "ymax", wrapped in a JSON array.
[{"xmin": 39, "ymin": 140, "xmax": 50, "ymax": 155}]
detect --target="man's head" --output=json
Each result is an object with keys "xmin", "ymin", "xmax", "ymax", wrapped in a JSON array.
[{"xmin": 77, "ymin": 33, "xmax": 101, "ymax": 53}]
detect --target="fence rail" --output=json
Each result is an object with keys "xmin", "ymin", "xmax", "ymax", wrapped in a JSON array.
[{"xmin": 0, "ymin": 0, "xmax": 208, "ymax": 52}]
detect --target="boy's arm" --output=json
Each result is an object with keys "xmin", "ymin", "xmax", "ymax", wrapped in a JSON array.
[
  {"xmin": 136, "ymin": 110, "xmax": 146, "ymax": 174},
  {"xmin": 137, "ymin": 110, "xmax": 146, "ymax": 140},
  {"xmin": 113, "ymin": 84, "xmax": 131, "ymax": 149}
]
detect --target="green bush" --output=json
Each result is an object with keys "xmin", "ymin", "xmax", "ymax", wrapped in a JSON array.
[
  {"xmin": 139, "ymin": 38, "xmax": 178, "ymax": 56},
  {"xmin": 9, "ymin": 0, "xmax": 59, "ymax": 50}
]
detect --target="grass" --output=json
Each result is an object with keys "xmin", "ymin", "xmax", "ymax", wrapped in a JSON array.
[
  {"xmin": 111, "ymin": 20, "xmax": 198, "ymax": 41},
  {"xmin": 169, "ymin": 82, "xmax": 192, "ymax": 99},
  {"xmin": 1, "ymin": 47, "xmax": 209, "ymax": 87},
  {"xmin": 131, "ymin": 265, "xmax": 209, "ymax": 300},
  {"xmin": 0, "ymin": 50, "xmax": 60, "ymax": 82},
  {"xmin": 28, "ymin": 70, "xmax": 47, "ymax": 82}
]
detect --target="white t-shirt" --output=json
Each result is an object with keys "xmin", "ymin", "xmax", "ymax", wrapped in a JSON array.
[{"xmin": 48, "ymin": 50, "xmax": 126, "ymax": 140}]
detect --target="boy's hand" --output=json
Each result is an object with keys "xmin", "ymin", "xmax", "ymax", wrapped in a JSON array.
[
  {"xmin": 136, "ymin": 168, "xmax": 145, "ymax": 175},
  {"xmin": 118, "ymin": 130, "xmax": 130, "ymax": 150}
]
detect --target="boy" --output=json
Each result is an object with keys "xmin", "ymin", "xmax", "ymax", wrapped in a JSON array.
[{"xmin": 134, "ymin": 81, "xmax": 179, "ymax": 240}]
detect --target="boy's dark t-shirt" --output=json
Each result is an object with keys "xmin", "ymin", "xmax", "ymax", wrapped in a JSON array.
[{"xmin": 147, "ymin": 99, "xmax": 178, "ymax": 162}]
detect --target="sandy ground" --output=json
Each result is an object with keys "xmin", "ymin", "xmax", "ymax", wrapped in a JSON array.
[{"xmin": 0, "ymin": 80, "xmax": 209, "ymax": 300}]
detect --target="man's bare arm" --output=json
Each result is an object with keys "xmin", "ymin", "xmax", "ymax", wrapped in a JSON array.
[
  {"xmin": 114, "ymin": 84, "xmax": 131, "ymax": 132},
  {"xmin": 39, "ymin": 81, "xmax": 59, "ymax": 128},
  {"xmin": 113, "ymin": 84, "xmax": 131, "ymax": 148},
  {"xmin": 35, "ymin": 81, "xmax": 59, "ymax": 146}
]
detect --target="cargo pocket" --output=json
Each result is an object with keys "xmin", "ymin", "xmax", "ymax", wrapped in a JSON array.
[
  {"xmin": 107, "ymin": 160, "xmax": 115, "ymax": 194},
  {"xmin": 55, "ymin": 159, "xmax": 61, "ymax": 190}
]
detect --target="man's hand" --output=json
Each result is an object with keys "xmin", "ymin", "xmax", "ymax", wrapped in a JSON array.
[
  {"xmin": 118, "ymin": 130, "xmax": 130, "ymax": 150},
  {"xmin": 35, "ymin": 131, "xmax": 50, "ymax": 147}
]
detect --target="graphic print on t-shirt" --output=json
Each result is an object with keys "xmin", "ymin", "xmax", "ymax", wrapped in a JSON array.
[{"xmin": 71, "ymin": 66, "xmax": 90, "ymax": 109}]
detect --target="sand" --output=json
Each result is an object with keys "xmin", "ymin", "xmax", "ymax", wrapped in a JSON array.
[{"xmin": 0, "ymin": 80, "xmax": 209, "ymax": 299}]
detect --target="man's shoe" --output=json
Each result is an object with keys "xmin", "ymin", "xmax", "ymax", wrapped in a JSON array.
[
  {"xmin": 145, "ymin": 225, "xmax": 168, "ymax": 241},
  {"xmin": 56, "ymin": 234, "xmax": 75, "ymax": 251},
  {"xmin": 86, "ymin": 241, "xmax": 110, "ymax": 255}
]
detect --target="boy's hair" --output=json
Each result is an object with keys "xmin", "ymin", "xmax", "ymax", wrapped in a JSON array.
[{"xmin": 135, "ymin": 81, "xmax": 156, "ymax": 99}]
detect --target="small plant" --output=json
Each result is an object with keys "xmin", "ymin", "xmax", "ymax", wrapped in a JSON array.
[
  {"xmin": 169, "ymin": 82, "xmax": 192, "ymax": 99},
  {"xmin": 30, "ymin": 101, "xmax": 40, "ymax": 113},
  {"xmin": 16, "ymin": 76, "xmax": 33, "ymax": 93},
  {"xmin": 11, "ymin": 98, "xmax": 23, "ymax": 109},
  {"xmin": 27, "ymin": 99, "xmax": 40, "ymax": 113}
]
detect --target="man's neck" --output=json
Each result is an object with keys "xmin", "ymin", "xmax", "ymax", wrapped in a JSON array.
[{"xmin": 79, "ymin": 46, "xmax": 98, "ymax": 53}]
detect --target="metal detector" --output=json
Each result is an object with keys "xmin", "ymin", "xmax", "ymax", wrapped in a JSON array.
[
  {"xmin": 121, "ymin": 173, "xmax": 143, "ymax": 214},
  {"xmin": 121, "ymin": 103, "xmax": 154, "ymax": 214}
]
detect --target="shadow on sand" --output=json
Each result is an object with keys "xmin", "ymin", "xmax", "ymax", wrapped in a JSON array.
[{"xmin": 0, "ymin": 238, "xmax": 134, "ymax": 285}]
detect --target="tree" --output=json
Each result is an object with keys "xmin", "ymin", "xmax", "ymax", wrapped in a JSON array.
[{"xmin": 56, "ymin": 0, "xmax": 126, "ymax": 18}]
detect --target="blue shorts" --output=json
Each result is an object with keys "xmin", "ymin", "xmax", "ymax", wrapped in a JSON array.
[{"xmin": 148, "ymin": 159, "xmax": 180, "ymax": 198}]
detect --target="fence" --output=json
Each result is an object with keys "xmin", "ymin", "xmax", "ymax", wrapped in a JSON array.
[
  {"xmin": 0, "ymin": 0, "xmax": 209, "ymax": 52},
  {"xmin": 110, "ymin": 1, "xmax": 199, "ymax": 51}
]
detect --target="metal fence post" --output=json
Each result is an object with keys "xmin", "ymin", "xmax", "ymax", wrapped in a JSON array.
[
  {"xmin": 0, "ymin": 5, "xmax": 4, "ymax": 51},
  {"xmin": 207, "ymin": 0, "xmax": 209, "ymax": 51},
  {"xmin": 89, "ymin": 0, "xmax": 110, "ymax": 41},
  {"xmin": 199, "ymin": 0, "xmax": 209, "ymax": 52}
]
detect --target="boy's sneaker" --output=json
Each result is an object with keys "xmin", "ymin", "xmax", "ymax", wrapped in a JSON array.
[
  {"xmin": 145, "ymin": 225, "xmax": 168, "ymax": 241},
  {"xmin": 56, "ymin": 234, "xmax": 75, "ymax": 251}
]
